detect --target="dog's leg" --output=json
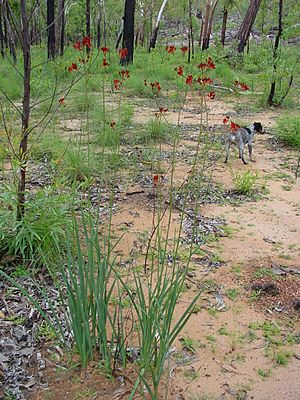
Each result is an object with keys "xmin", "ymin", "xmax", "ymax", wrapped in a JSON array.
[
  {"xmin": 248, "ymin": 143, "xmax": 255, "ymax": 162},
  {"xmin": 224, "ymin": 141, "xmax": 230, "ymax": 163},
  {"xmin": 240, "ymin": 144, "xmax": 248, "ymax": 164}
]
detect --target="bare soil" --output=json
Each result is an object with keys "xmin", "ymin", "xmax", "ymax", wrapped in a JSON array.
[{"xmin": 30, "ymin": 97, "xmax": 300, "ymax": 400}]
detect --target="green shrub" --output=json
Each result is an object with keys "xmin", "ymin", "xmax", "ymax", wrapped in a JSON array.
[
  {"xmin": 233, "ymin": 170, "xmax": 258, "ymax": 194},
  {"xmin": 276, "ymin": 116, "xmax": 300, "ymax": 148},
  {"xmin": 0, "ymin": 185, "xmax": 72, "ymax": 270}
]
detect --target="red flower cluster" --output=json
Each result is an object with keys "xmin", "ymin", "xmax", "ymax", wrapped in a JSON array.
[
  {"xmin": 73, "ymin": 36, "xmax": 92, "ymax": 51},
  {"xmin": 230, "ymin": 121, "xmax": 240, "ymax": 132},
  {"xmin": 73, "ymin": 41, "xmax": 82, "ymax": 51},
  {"xmin": 166, "ymin": 45, "xmax": 176, "ymax": 54},
  {"xmin": 153, "ymin": 174, "xmax": 159, "ymax": 185},
  {"xmin": 59, "ymin": 97, "xmax": 65, "ymax": 105},
  {"xmin": 175, "ymin": 66, "xmax": 184, "ymax": 76},
  {"xmin": 186, "ymin": 74, "xmax": 193, "ymax": 85},
  {"xmin": 207, "ymin": 91, "xmax": 215, "ymax": 100},
  {"xmin": 119, "ymin": 48, "xmax": 128, "ymax": 59},
  {"xmin": 102, "ymin": 58, "xmax": 109, "ymax": 67},
  {"xmin": 197, "ymin": 76, "xmax": 213, "ymax": 85},
  {"xmin": 198, "ymin": 56, "xmax": 215, "ymax": 70},
  {"xmin": 113, "ymin": 79, "xmax": 122, "ymax": 90},
  {"xmin": 234, "ymin": 80, "xmax": 250, "ymax": 91},
  {"xmin": 223, "ymin": 116, "xmax": 230, "ymax": 124},
  {"xmin": 145, "ymin": 81, "xmax": 161, "ymax": 94},
  {"xmin": 155, "ymin": 107, "xmax": 168, "ymax": 118},
  {"xmin": 120, "ymin": 69, "xmax": 130, "ymax": 80},
  {"xmin": 100, "ymin": 47, "xmax": 109, "ymax": 55},
  {"xmin": 68, "ymin": 63, "xmax": 78, "ymax": 72},
  {"xmin": 180, "ymin": 46, "xmax": 189, "ymax": 54}
]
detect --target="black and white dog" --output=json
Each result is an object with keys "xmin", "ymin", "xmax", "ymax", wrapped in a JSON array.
[{"xmin": 224, "ymin": 122, "xmax": 263, "ymax": 165}]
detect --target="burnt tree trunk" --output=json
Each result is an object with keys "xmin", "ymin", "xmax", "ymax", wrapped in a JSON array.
[
  {"xmin": 148, "ymin": 0, "xmax": 168, "ymax": 52},
  {"xmin": 86, "ymin": 0, "xmax": 90, "ymax": 54},
  {"xmin": 205, "ymin": 0, "xmax": 219, "ymax": 49},
  {"xmin": 237, "ymin": 0, "xmax": 262, "ymax": 53},
  {"xmin": 60, "ymin": 0, "xmax": 65, "ymax": 55},
  {"xmin": 2, "ymin": 1, "xmax": 16, "ymax": 62},
  {"xmin": 0, "ymin": 5, "xmax": 4, "ymax": 58},
  {"xmin": 188, "ymin": 0, "xmax": 194, "ymax": 63},
  {"xmin": 47, "ymin": 0, "xmax": 55, "ymax": 59},
  {"xmin": 201, "ymin": 1, "xmax": 211, "ymax": 50},
  {"xmin": 267, "ymin": 0, "xmax": 283, "ymax": 106},
  {"xmin": 18, "ymin": 0, "xmax": 31, "ymax": 220},
  {"xmin": 97, "ymin": 0, "xmax": 102, "ymax": 47},
  {"xmin": 220, "ymin": 7, "xmax": 228, "ymax": 46},
  {"xmin": 121, "ymin": 0, "xmax": 136, "ymax": 65}
]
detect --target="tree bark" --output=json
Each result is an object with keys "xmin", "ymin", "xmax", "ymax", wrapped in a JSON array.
[
  {"xmin": 220, "ymin": 7, "xmax": 228, "ymax": 46},
  {"xmin": 202, "ymin": 0, "xmax": 218, "ymax": 50},
  {"xmin": 97, "ymin": 0, "xmax": 102, "ymax": 48},
  {"xmin": 18, "ymin": 0, "xmax": 31, "ymax": 220},
  {"xmin": 121, "ymin": 0, "xmax": 136, "ymax": 64},
  {"xmin": 56, "ymin": 0, "xmax": 63, "ymax": 55},
  {"xmin": 60, "ymin": 0, "xmax": 65, "ymax": 55},
  {"xmin": 0, "ymin": 5, "xmax": 4, "ymax": 58},
  {"xmin": 237, "ymin": 0, "xmax": 262, "ymax": 53},
  {"xmin": 148, "ymin": 0, "xmax": 168, "ymax": 52},
  {"xmin": 201, "ymin": 1, "xmax": 211, "ymax": 50},
  {"xmin": 267, "ymin": 0, "xmax": 283, "ymax": 106},
  {"xmin": 188, "ymin": 0, "xmax": 194, "ymax": 63},
  {"xmin": 47, "ymin": 0, "xmax": 55, "ymax": 59},
  {"xmin": 86, "ymin": 0, "xmax": 90, "ymax": 54},
  {"xmin": 2, "ymin": 1, "xmax": 16, "ymax": 62}
]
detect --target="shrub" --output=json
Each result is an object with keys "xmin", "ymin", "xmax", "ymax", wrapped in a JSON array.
[
  {"xmin": 233, "ymin": 170, "xmax": 258, "ymax": 194},
  {"xmin": 276, "ymin": 116, "xmax": 300, "ymax": 148}
]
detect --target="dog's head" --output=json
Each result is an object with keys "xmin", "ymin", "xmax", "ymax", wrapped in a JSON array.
[{"xmin": 253, "ymin": 122, "xmax": 263, "ymax": 134}]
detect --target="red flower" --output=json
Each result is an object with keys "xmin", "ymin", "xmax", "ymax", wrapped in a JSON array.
[
  {"xmin": 223, "ymin": 116, "xmax": 229, "ymax": 124},
  {"xmin": 110, "ymin": 121, "xmax": 116, "ymax": 130},
  {"xmin": 234, "ymin": 81, "xmax": 250, "ymax": 91},
  {"xmin": 120, "ymin": 69, "xmax": 130, "ymax": 80},
  {"xmin": 150, "ymin": 81, "xmax": 161, "ymax": 94},
  {"xmin": 153, "ymin": 175, "xmax": 159, "ymax": 185},
  {"xmin": 59, "ymin": 97, "xmax": 65, "ymax": 105},
  {"xmin": 175, "ymin": 66, "xmax": 184, "ymax": 76},
  {"xmin": 180, "ymin": 46, "xmax": 189, "ymax": 54},
  {"xmin": 166, "ymin": 45, "xmax": 176, "ymax": 54},
  {"xmin": 230, "ymin": 121, "xmax": 240, "ymax": 132},
  {"xmin": 119, "ymin": 48, "xmax": 128, "ymax": 59},
  {"xmin": 73, "ymin": 41, "xmax": 82, "ymax": 51},
  {"xmin": 100, "ymin": 46, "xmax": 109, "ymax": 55},
  {"xmin": 207, "ymin": 57, "xmax": 216, "ymax": 69},
  {"xmin": 144, "ymin": 79, "xmax": 148, "ymax": 87},
  {"xmin": 102, "ymin": 58, "xmax": 109, "ymax": 67},
  {"xmin": 198, "ymin": 62, "xmax": 207, "ymax": 70},
  {"xmin": 82, "ymin": 36, "xmax": 92, "ymax": 49},
  {"xmin": 185, "ymin": 74, "xmax": 193, "ymax": 85},
  {"xmin": 207, "ymin": 91, "xmax": 215, "ymax": 100},
  {"xmin": 159, "ymin": 107, "xmax": 168, "ymax": 113},
  {"xmin": 68, "ymin": 63, "xmax": 78, "ymax": 72},
  {"xmin": 197, "ymin": 76, "xmax": 213, "ymax": 85},
  {"xmin": 113, "ymin": 79, "xmax": 122, "ymax": 90}
]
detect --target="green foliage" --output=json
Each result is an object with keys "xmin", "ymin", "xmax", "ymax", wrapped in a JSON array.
[
  {"xmin": 276, "ymin": 116, "xmax": 300, "ymax": 148},
  {"xmin": 233, "ymin": 170, "xmax": 259, "ymax": 194},
  {"xmin": 0, "ymin": 185, "xmax": 72, "ymax": 269}
]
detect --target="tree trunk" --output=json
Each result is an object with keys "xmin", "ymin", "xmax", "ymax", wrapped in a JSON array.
[
  {"xmin": 18, "ymin": 0, "xmax": 31, "ymax": 220},
  {"xmin": 220, "ymin": 7, "xmax": 228, "ymax": 46},
  {"xmin": 148, "ymin": 0, "xmax": 168, "ymax": 52},
  {"xmin": 115, "ymin": 18, "xmax": 124, "ymax": 49},
  {"xmin": 86, "ymin": 0, "xmax": 90, "ymax": 54},
  {"xmin": 47, "ymin": 0, "xmax": 55, "ymax": 59},
  {"xmin": 60, "ymin": 0, "xmax": 65, "ymax": 55},
  {"xmin": 103, "ymin": 0, "xmax": 107, "ymax": 45},
  {"xmin": 56, "ymin": 0, "xmax": 63, "ymax": 55},
  {"xmin": 121, "ymin": 0, "xmax": 136, "ymax": 64},
  {"xmin": 0, "ymin": 5, "xmax": 4, "ymax": 58},
  {"xmin": 237, "ymin": 0, "xmax": 262, "ymax": 53},
  {"xmin": 97, "ymin": 0, "xmax": 102, "ymax": 48},
  {"xmin": 267, "ymin": 0, "xmax": 283, "ymax": 106},
  {"xmin": 201, "ymin": 1, "xmax": 211, "ymax": 50},
  {"xmin": 2, "ymin": 1, "xmax": 16, "ymax": 62},
  {"xmin": 188, "ymin": 0, "xmax": 194, "ymax": 63},
  {"xmin": 202, "ymin": 0, "xmax": 218, "ymax": 50}
]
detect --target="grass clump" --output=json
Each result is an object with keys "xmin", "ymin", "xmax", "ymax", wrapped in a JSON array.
[
  {"xmin": 276, "ymin": 116, "xmax": 300, "ymax": 148},
  {"xmin": 233, "ymin": 170, "xmax": 258, "ymax": 194}
]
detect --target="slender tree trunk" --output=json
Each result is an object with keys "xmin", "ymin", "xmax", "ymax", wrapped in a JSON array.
[
  {"xmin": 86, "ymin": 0, "xmax": 90, "ymax": 54},
  {"xmin": 202, "ymin": 0, "xmax": 218, "ymax": 50},
  {"xmin": 2, "ymin": 1, "xmax": 16, "ymax": 62},
  {"xmin": 0, "ymin": 5, "xmax": 4, "ymax": 58},
  {"xmin": 237, "ymin": 0, "xmax": 262, "ymax": 53},
  {"xmin": 18, "ymin": 0, "xmax": 31, "ymax": 220},
  {"xmin": 60, "ymin": 0, "xmax": 65, "ymax": 55},
  {"xmin": 267, "ymin": 0, "xmax": 283, "ymax": 106},
  {"xmin": 201, "ymin": 1, "xmax": 211, "ymax": 50},
  {"xmin": 188, "ymin": 0, "xmax": 194, "ymax": 63},
  {"xmin": 220, "ymin": 7, "xmax": 228, "ymax": 46},
  {"xmin": 103, "ymin": 0, "xmax": 107, "ymax": 45},
  {"xmin": 56, "ymin": 0, "xmax": 63, "ymax": 55},
  {"xmin": 148, "ymin": 0, "xmax": 168, "ymax": 52},
  {"xmin": 47, "ymin": 0, "xmax": 55, "ymax": 59},
  {"xmin": 97, "ymin": 0, "xmax": 102, "ymax": 47},
  {"xmin": 121, "ymin": 0, "xmax": 136, "ymax": 64},
  {"xmin": 198, "ymin": 16, "xmax": 204, "ymax": 46},
  {"xmin": 115, "ymin": 18, "xmax": 124, "ymax": 49}
]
